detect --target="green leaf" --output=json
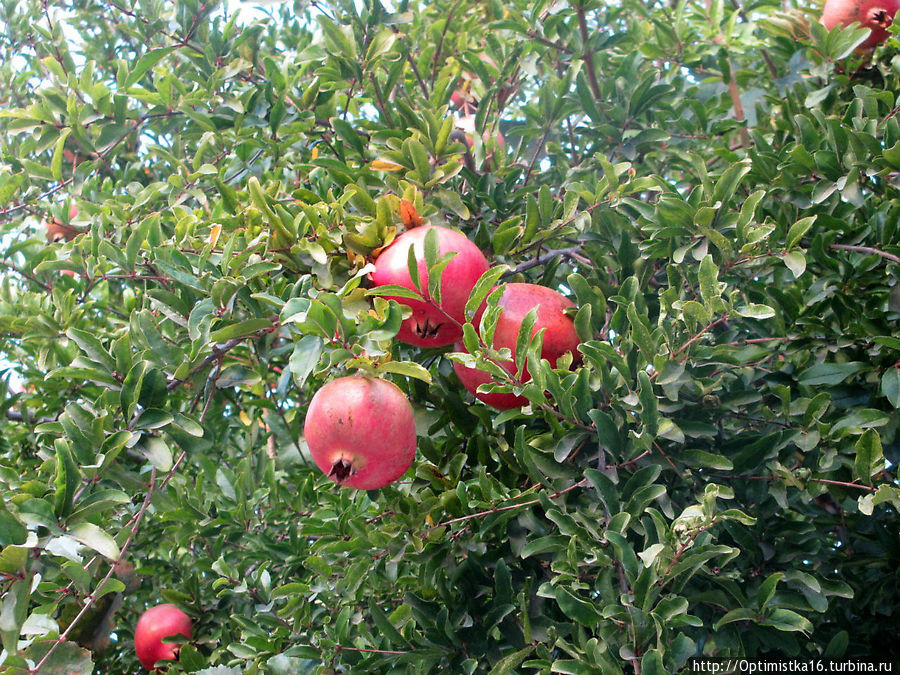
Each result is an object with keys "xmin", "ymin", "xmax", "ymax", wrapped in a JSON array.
[
  {"xmin": 757, "ymin": 571, "xmax": 784, "ymax": 608},
  {"xmin": 640, "ymin": 650, "xmax": 666, "ymax": 675},
  {"xmin": 21, "ymin": 640, "xmax": 93, "ymax": 675},
  {"xmin": 782, "ymin": 250, "xmax": 806, "ymax": 278},
  {"xmin": 762, "ymin": 608, "xmax": 813, "ymax": 633},
  {"xmin": 66, "ymin": 328, "xmax": 116, "ymax": 371},
  {"xmin": 376, "ymin": 360, "xmax": 433, "ymax": 384},
  {"xmin": 53, "ymin": 440, "xmax": 80, "ymax": 519},
  {"xmin": 143, "ymin": 436, "xmax": 173, "ymax": 472},
  {"xmin": 714, "ymin": 607, "xmax": 757, "ymax": 630},
  {"xmin": 209, "ymin": 318, "xmax": 272, "ymax": 343},
  {"xmin": 488, "ymin": 646, "xmax": 534, "ymax": 675},
  {"xmin": 367, "ymin": 598, "xmax": 410, "ymax": 648},
  {"xmin": 289, "ymin": 336, "xmax": 323, "ymax": 388},
  {"xmin": 123, "ymin": 46, "xmax": 177, "ymax": 88},
  {"xmin": 785, "ymin": 215, "xmax": 816, "ymax": 250},
  {"xmin": 734, "ymin": 304, "xmax": 776, "ymax": 319},
  {"xmin": 0, "ymin": 507, "xmax": 27, "ymax": 548},
  {"xmin": 50, "ymin": 128, "xmax": 72, "ymax": 181},
  {"xmin": 366, "ymin": 284, "xmax": 424, "ymax": 300},
  {"xmin": 853, "ymin": 429, "xmax": 883, "ymax": 484},
  {"xmin": 638, "ymin": 371, "xmax": 658, "ymax": 437},
  {"xmin": 798, "ymin": 362, "xmax": 867, "ymax": 386},
  {"xmin": 554, "ymin": 587, "xmax": 601, "ymax": 626},
  {"xmin": 68, "ymin": 523, "xmax": 120, "ymax": 560},
  {"xmin": 465, "ymin": 267, "xmax": 507, "ymax": 321},
  {"xmin": 698, "ymin": 254, "xmax": 720, "ymax": 308},
  {"xmin": 881, "ymin": 368, "xmax": 900, "ymax": 408},
  {"xmin": 712, "ymin": 159, "xmax": 751, "ymax": 206}
]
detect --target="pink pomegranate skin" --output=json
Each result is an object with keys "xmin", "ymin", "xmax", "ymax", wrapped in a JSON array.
[
  {"xmin": 371, "ymin": 225, "xmax": 490, "ymax": 347},
  {"xmin": 304, "ymin": 376, "xmax": 416, "ymax": 489},
  {"xmin": 134, "ymin": 604, "xmax": 192, "ymax": 671},
  {"xmin": 453, "ymin": 283, "xmax": 582, "ymax": 410},
  {"xmin": 821, "ymin": 0, "xmax": 900, "ymax": 49}
]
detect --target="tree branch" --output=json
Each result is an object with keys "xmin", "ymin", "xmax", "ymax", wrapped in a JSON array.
[{"xmin": 830, "ymin": 244, "xmax": 900, "ymax": 265}]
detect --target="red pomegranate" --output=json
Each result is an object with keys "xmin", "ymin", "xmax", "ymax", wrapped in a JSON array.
[
  {"xmin": 453, "ymin": 283, "xmax": 582, "ymax": 410},
  {"xmin": 304, "ymin": 376, "xmax": 417, "ymax": 489},
  {"xmin": 134, "ymin": 603, "xmax": 192, "ymax": 671},
  {"xmin": 370, "ymin": 225, "xmax": 489, "ymax": 347},
  {"xmin": 821, "ymin": 0, "xmax": 900, "ymax": 49}
]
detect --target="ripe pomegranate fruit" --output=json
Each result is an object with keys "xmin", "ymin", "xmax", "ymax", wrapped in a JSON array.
[
  {"xmin": 370, "ymin": 225, "xmax": 489, "ymax": 347},
  {"xmin": 304, "ymin": 376, "xmax": 417, "ymax": 489},
  {"xmin": 134, "ymin": 603, "xmax": 192, "ymax": 671},
  {"xmin": 453, "ymin": 283, "xmax": 581, "ymax": 410},
  {"xmin": 821, "ymin": 0, "xmax": 900, "ymax": 49}
]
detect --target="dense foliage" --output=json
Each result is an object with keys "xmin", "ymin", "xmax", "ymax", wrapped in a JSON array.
[{"xmin": 1, "ymin": 0, "xmax": 899, "ymax": 672}]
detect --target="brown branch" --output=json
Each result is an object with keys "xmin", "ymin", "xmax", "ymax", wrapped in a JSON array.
[
  {"xmin": 369, "ymin": 73, "xmax": 394, "ymax": 128},
  {"xmin": 166, "ymin": 326, "xmax": 275, "ymax": 392},
  {"xmin": 725, "ymin": 59, "xmax": 751, "ymax": 148},
  {"xmin": 429, "ymin": 0, "xmax": 461, "ymax": 87},
  {"xmin": 337, "ymin": 646, "xmax": 413, "ymax": 655},
  {"xmin": 504, "ymin": 245, "xmax": 585, "ymax": 277},
  {"xmin": 31, "ymin": 467, "xmax": 159, "ymax": 673},
  {"xmin": 526, "ymin": 29, "xmax": 574, "ymax": 54},
  {"xmin": 428, "ymin": 478, "xmax": 587, "ymax": 530},
  {"xmin": 672, "ymin": 317, "xmax": 726, "ymax": 360},
  {"xmin": 575, "ymin": 3, "xmax": 602, "ymax": 103},
  {"xmin": 830, "ymin": 244, "xmax": 900, "ymax": 265}
]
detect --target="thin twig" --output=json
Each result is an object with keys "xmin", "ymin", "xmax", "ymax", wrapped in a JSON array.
[{"xmin": 504, "ymin": 245, "xmax": 585, "ymax": 277}]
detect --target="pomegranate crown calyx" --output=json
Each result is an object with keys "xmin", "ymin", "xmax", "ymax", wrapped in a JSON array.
[{"xmin": 329, "ymin": 458, "xmax": 355, "ymax": 483}]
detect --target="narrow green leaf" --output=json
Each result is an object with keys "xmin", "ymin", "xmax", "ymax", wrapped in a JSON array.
[
  {"xmin": 488, "ymin": 646, "xmax": 534, "ymax": 675},
  {"xmin": 698, "ymin": 254, "xmax": 719, "ymax": 308},
  {"xmin": 124, "ymin": 46, "xmax": 176, "ymax": 88},
  {"xmin": 465, "ymin": 267, "xmax": 507, "ymax": 321},
  {"xmin": 53, "ymin": 440, "xmax": 80, "ymax": 518},
  {"xmin": 638, "ymin": 371, "xmax": 658, "ymax": 436},
  {"xmin": 376, "ymin": 360, "xmax": 433, "ymax": 384},
  {"xmin": 209, "ymin": 318, "xmax": 272, "ymax": 343},
  {"xmin": 50, "ymin": 128, "xmax": 72, "ymax": 181}
]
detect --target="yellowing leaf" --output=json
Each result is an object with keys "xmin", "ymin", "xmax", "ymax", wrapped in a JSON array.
[
  {"xmin": 209, "ymin": 223, "xmax": 222, "ymax": 249},
  {"xmin": 371, "ymin": 159, "xmax": 405, "ymax": 171}
]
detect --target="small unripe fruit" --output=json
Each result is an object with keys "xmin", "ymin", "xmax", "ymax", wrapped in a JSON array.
[
  {"xmin": 821, "ymin": 0, "xmax": 900, "ymax": 49},
  {"xmin": 134, "ymin": 604, "xmax": 192, "ymax": 671},
  {"xmin": 453, "ymin": 283, "xmax": 581, "ymax": 410},
  {"xmin": 304, "ymin": 376, "xmax": 417, "ymax": 489},
  {"xmin": 371, "ymin": 225, "xmax": 490, "ymax": 347}
]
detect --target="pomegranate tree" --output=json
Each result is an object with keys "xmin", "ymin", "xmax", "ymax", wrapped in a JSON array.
[
  {"xmin": 134, "ymin": 603, "xmax": 192, "ymax": 671},
  {"xmin": 304, "ymin": 375, "xmax": 417, "ymax": 489},
  {"xmin": 370, "ymin": 225, "xmax": 489, "ymax": 347},
  {"xmin": 821, "ymin": 0, "xmax": 900, "ymax": 49},
  {"xmin": 453, "ymin": 283, "xmax": 581, "ymax": 410}
]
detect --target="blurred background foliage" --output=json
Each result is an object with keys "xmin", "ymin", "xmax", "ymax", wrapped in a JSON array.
[{"xmin": 0, "ymin": 0, "xmax": 899, "ymax": 671}]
